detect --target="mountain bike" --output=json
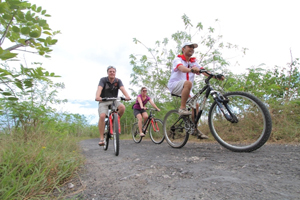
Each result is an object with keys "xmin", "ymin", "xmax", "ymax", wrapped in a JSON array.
[
  {"xmin": 98, "ymin": 97, "xmax": 126, "ymax": 156},
  {"xmin": 163, "ymin": 70, "xmax": 272, "ymax": 152},
  {"xmin": 132, "ymin": 108, "xmax": 165, "ymax": 144}
]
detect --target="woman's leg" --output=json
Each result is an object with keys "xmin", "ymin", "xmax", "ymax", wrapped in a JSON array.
[
  {"xmin": 141, "ymin": 112, "xmax": 148, "ymax": 127},
  {"xmin": 136, "ymin": 113, "xmax": 144, "ymax": 135}
]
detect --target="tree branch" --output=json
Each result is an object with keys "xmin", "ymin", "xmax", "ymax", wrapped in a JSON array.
[{"xmin": 0, "ymin": 11, "xmax": 17, "ymax": 46}]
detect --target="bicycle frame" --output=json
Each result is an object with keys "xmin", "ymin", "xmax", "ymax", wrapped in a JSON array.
[
  {"xmin": 106, "ymin": 100, "xmax": 121, "ymax": 135},
  {"xmin": 108, "ymin": 111, "xmax": 121, "ymax": 134},
  {"xmin": 142, "ymin": 109, "xmax": 159, "ymax": 133},
  {"xmin": 186, "ymin": 72, "xmax": 238, "ymax": 126}
]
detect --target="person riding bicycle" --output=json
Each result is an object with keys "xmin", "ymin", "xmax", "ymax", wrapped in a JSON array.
[
  {"xmin": 167, "ymin": 41, "xmax": 224, "ymax": 139},
  {"xmin": 133, "ymin": 87, "xmax": 161, "ymax": 137},
  {"xmin": 95, "ymin": 66, "xmax": 131, "ymax": 146}
]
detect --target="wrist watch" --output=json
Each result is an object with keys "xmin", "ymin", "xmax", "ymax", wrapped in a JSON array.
[{"xmin": 191, "ymin": 68, "xmax": 194, "ymax": 73}]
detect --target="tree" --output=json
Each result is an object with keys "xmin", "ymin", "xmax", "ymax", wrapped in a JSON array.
[
  {"xmin": 0, "ymin": 0, "xmax": 60, "ymax": 60},
  {"xmin": 129, "ymin": 14, "xmax": 247, "ymax": 108},
  {"xmin": 0, "ymin": 0, "xmax": 62, "ymax": 135}
]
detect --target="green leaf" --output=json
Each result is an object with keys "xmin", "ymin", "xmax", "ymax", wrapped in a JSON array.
[
  {"xmin": 41, "ymin": 10, "xmax": 46, "ymax": 15},
  {"xmin": 21, "ymin": 27, "xmax": 30, "ymax": 34},
  {"xmin": 44, "ymin": 14, "xmax": 51, "ymax": 17},
  {"xmin": 36, "ymin": 38, "xmax": 46, "ymax": 42},
  {"xmin": 7, "ymin": 97, "xmax": 18, "ymax": 101},
  {"xmin": 0, "ymin": 50, "xmax": 18, "ymax": 60},
  {"xmin": 17, "ymin": 10, "xmax": 25, "ymax": 19},
  {"xmin": 50, "ymin": 39, "xmax": 58, "ymax": 45},
  {"xmin": 37, "ymin": 6, "xmax": 42, "ymax": 12},
  {"xmin": 24, "ymin": 80, "xmax": 33, "ymax": 88},
  {"xmin": 43, "ymin": 31, "xmax": 52, "ymax": 35},
  {"xmin": 12, "ymin": 26, "xmax": 20, "ymax": 33},
  {"xmin": 31, "ymin": 4, "xmax": 36, "ymax": 11},
  {"xmin": 38, "ymin": 19, "xmax": 47, "ymax": 27},
  {"xmin": 0, "ymin": 2, "xmax": 9, "ymax": 13},
  {"xmin": 15, "ymin": 80, "xmax": 23, "ymax": 90},
  {"xmin": 29, "ymin": 30, "xmax": 40, "ymax": 38},
  {"xmin": 1, "ymin": 92, "xmax": 12, "ymax": 96},
  {"xmin": 3, "ymin": 14, "xmax": 12, "ymax": 20},
  {"xmin": 25, "ymin": 11, "xmax": 32, "ymax": 21}
]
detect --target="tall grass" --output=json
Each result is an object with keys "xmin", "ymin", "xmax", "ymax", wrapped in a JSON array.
[{"xmin": 0, "ymin": 130, "xmax": 85, "ymax": 199}]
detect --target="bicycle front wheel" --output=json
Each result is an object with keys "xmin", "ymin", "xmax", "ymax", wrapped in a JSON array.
[
  {"xmin": 163, "ymin": 110, "xmax": 189, "ymax": 148},
  {"xmin": 113, "ymin": 113, "xmax": 120, "ymax": 156},
  {"xmin": 149, "ymin": 119, "xmax": 165, "ymax": 144},
  {"xmin": 132, "ymin": 122, "xmax": 142, "ymax": 143},
  {"xmin": 208, "ymin": 91, "xmax": 272, "ymax": 152}
]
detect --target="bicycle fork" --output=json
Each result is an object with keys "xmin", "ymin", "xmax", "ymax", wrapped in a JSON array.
[
  {"xmin": 150, "ymin": 119, "xmax": 160, "ymax": 132},
  {"xmin": 109, "ymin": 113, "xmax": 121, "ymax": 135},
  {"xmin": 211, "ymin": 91, "xmax": 238, "ymax": 123}
]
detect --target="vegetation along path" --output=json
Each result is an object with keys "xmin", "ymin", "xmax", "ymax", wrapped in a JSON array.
[{"xmin": 58, "ymin": 139, "xmax": 299, "ymax": 200}]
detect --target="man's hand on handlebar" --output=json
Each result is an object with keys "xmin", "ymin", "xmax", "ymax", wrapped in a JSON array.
[
  {"xmin": 124, "ymin": 97, "xmax": 131, "ymax": 101},
  {"xmin": 215, "ymin": 74, "xmax": 225, "ymax": 81},
  {"xmin": 95, "ymin": 97, "xmax": 102, "ymax": 102}
]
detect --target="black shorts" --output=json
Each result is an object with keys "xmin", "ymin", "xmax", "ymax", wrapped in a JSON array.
[{"xmin": 133, "ymin": 109, "xmax": 147, "ymax": 117}]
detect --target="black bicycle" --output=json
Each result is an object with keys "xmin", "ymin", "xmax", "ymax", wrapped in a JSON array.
[
  {"xmin": 163, "ymin": 70, "xmax": 272, "ymax": 152},
  {"xmin": 98, "ymin": 97, "xmax": 126, "ymax": 156},
  {"xmin": 132, "ymin": 108, "xmax": 165, "ymax": 144}
]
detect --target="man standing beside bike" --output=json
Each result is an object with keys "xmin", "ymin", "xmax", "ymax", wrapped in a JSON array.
[
  {"xmin": 95, "ymin": 66, "xmax": 131, "ymax": 146},
  {"xmin": 133, "ymin": 87, "xmax": 160, "ymax": 137},
  {"xmin": 167, "ymin": 42, "xmax": 224, "ymax": 139}
]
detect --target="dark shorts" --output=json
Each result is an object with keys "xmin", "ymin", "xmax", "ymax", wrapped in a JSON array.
[{"xmin": 133, "ymin": 109, "xmax": 147, "ymax": 117}]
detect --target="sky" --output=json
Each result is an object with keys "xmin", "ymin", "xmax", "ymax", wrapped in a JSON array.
[{"xmin": 5, "ymin": 0, "xmax": 300, "ymax": 124}]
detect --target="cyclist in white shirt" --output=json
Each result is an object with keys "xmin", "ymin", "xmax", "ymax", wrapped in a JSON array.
[{"xmin": 168, "ymin": 42, "xmax": 224, "ymax": 139}]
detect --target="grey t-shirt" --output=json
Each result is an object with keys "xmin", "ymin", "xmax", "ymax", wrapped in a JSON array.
[{"xmin": 98, "ymin": 77, "xmax": 124, "ymax": 98}]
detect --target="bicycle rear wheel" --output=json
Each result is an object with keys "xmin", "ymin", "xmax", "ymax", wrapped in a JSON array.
[
  {"xmin": 103, "ymin": 120, "xmax": 110, "ymax": 150},
  {"xmin": 149, "ymin": 119, "xmax": 164, "ymax": 144},
  {"xmin": 208, "ymin": 91, "xmax": 272, "ymax": 152},
  {"xmin": 163, "ymin": 110, "xmax": 189, "ymax": 148},
  {"xmin": 132, "ymin": 122, "xmax": 142, "ymax": 143},
  {"xmin": 113, "ymin": 113, "xmax": 120, "ymax": 156}
]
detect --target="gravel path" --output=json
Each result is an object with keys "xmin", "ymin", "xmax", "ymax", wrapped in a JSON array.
[{"xmin": 58, "ymin": 139, "xmax": 300, "ymax": 200}]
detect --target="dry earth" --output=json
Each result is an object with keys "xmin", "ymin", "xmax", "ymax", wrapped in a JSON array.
[{"xmin": 53, "ymin": 139, "xmax": 300, "ymax": 200}]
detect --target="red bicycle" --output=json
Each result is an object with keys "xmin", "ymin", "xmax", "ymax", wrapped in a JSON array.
[
  {"xmin": 99, "ymin": 97, "xmax": 126, "ymax": 156},
  {"xmin": 131, "ymin": 108, "xmax": 164, "ymax": 144}
]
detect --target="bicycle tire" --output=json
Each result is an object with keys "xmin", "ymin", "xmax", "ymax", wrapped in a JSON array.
[
  {"xmin": 163, "ymin": 110, "xmax": 189, "ymax": 148},
  {"xmin": 113, "ymin": 113, "xmax": 120, "ymax": 156},
  {"xmin": 208, "ymin": 91, "xmax": 272, "ymax": 152},
  {"xmin": 103, "ymin": 120, "xmax": 109, "ymax": 150},
  {"xmin": 132, "ymin": 122, "xmax": 142, "ymax": 143},
  {"xmin": 149, "ymin": 119, "xmax": 165, "ymax": 144}
]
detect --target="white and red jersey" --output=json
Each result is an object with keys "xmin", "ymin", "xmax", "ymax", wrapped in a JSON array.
[{"xmin": 168, "ymin": 54, "xmax": 203, "ymax": 96}]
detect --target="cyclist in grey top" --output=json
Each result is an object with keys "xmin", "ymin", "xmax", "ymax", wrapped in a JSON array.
[{"xmin": 95, "ymin": 66, "xmax": 131, "ymax": 146}]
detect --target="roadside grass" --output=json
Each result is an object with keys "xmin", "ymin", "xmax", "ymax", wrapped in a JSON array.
[
  {"xmin": 0, "ymin": 131, "xmax": 84, "ymax": 200},
  {"xmin": 1, "ymin": 107, "xmax": 299, "ymax": 199}
]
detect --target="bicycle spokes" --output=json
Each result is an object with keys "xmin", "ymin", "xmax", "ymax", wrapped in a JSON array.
[{"xmin": 164, "ymin": 110, "xmax": 189, "ymax": 148}]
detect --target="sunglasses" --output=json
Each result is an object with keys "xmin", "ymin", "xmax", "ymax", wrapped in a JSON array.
[{"xmin": 142, "ymin": 90, "xmax": 147, "ymax": 92}]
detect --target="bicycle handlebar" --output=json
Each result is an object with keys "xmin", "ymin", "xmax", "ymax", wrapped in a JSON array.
[
  {"xmin": 95, "ymin": 97, "xmax": 130, "ymax": 101},
  {"xmin": 199, "ymin": 69, "xmax": 224, "ymax": 84}
]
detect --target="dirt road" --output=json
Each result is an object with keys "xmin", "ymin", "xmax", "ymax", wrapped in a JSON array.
[{"xmin": 60, "ymin": 139, "xmax": 300, "ymax": 200}]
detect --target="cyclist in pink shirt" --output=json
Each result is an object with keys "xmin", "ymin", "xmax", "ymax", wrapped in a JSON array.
[{"xmin": 133, "ymin": 87, "xmax": 160, "ymax": 137}]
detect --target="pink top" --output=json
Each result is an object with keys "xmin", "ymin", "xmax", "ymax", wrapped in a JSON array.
[{"xmin": 133, "ymin": 94, "xmax": 150, "ymax": 110}]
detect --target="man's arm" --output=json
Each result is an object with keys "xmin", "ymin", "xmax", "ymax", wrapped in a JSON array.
[
  {"xmin": 119, "ymin": 86, "xmax": 131, "ymax": 100},
  {"xmin": 95, "ymin": 86, "xmax": 103, "ymax": 101}
]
